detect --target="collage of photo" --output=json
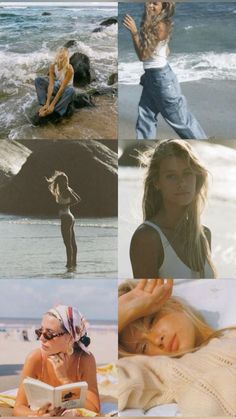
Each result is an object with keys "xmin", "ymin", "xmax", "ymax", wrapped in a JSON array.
[{"xmin": 0, "ymin": 0, "xmax": 236, "ymax": 417}]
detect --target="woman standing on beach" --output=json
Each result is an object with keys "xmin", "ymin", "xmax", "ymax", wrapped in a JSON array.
[
  {"xmin": 35, "ymin": 47, "xmax": 74, "ymax": 123},
  {"xmin": 46, "ymin": 171, "xmax": 80, "ymax": 271},
  {"xmin": 130, "ymin": 140, "xmax": 216, "ymax": 278},
  {"xmin": 123, "ymin": 2, "xmax": 207, "ymax": 140},
  {"xmin": 14, "ymin": 305, "xmax": 100, "ymax": 416},
  {"xmin": 118, "ymin": 279, "xmax": 236, "ymax": 415}
]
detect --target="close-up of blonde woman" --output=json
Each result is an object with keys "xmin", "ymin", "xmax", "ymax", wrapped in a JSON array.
[
  {"xmin": 118, "ymin": 279, "xmax": 236, "ymax": 416},
  {"xmin": 130, "ymin": 139, "xmax": 216, "ymax": 279},
  {"xmin": 14, "ymin": 305, "xmax": 100, "ymax": 416},
  {"xmin": 123, "ymin": 1, "xmax": 207, "ymax": 139},
  {"xmin": 34, "ymin": 47, "xmax": 74, "ymax": 124}
]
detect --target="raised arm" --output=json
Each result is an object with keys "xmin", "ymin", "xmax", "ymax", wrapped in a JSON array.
[
  {"xmin": 123, "ymin": 15, "xmax": 169, "ymax": 61},
  {"xmin": 119, "ymin": 279, "xmax": 173, "ymax": 333}
]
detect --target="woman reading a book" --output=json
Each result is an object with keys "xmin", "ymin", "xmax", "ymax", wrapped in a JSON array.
[
  {"xmin": 118, "ymin": 279, "xmax": 236, "ymax": 415},
  {"xmin": 13, "ymin": 305, "xmax": 100, "ymax": 416},
  {"xmin": 46, "ymin": 171, "xmax": 81, "ymax": 272}
]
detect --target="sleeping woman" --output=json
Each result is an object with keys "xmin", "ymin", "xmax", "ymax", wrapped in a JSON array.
[{"xmin": 118, "ymin": 279, "xmax": 236, "ymax": 416}]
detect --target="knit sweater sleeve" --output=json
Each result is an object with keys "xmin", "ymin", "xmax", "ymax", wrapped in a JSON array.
[{"xmin": 118, "ymin": 354, "xmax": 174, "ymax": 411}]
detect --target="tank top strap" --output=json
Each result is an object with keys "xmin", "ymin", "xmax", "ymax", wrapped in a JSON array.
[
  {"xmin": 143, "ymin": 220, "xmax": 170, "ymax": 248},
  {"xmin": 76, "ymin": 352, "xmax": 82, "ymax": 380}
]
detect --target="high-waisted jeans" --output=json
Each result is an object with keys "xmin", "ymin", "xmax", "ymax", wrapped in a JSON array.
[
  {"xmin": 35, "ymin": 77, "xmax": 75, "ymax": 116},
  {"xmin": 136, "ymin": 64, "xmax": 207, "ymax": 140}
]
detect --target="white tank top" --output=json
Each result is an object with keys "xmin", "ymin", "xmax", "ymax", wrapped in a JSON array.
[
  {"xmin": 54, "ymin": 64, "xmax": 73, "ymax": 86},
  {"xmin": 143, "ymin": 40, "xmax": 168, "ymax": 70},
  {"xmin": 143, "ymin": 221, "xmax": 214, "ymax": 279}
]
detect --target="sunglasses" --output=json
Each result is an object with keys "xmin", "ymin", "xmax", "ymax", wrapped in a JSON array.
[{"xmin": 35, "ymin": 328, "xmax": 67, "ymax": 341}]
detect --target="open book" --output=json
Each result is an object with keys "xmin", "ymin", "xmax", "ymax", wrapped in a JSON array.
[{"xmin": 23, "ymin": 377, "xmax": 88, "ymax": 410}]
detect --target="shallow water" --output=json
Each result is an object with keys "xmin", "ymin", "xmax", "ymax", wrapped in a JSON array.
[
  {"xmin": 119, "ymin": 2, "xmax": 236, "ymax": 84},
  {"xmin": 0, "ymin": 215, "xmax": 117, "ymax": 278}
]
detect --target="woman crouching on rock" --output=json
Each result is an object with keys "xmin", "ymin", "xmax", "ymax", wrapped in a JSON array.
[{"xmin": 35, "ymin": 47, "xmax": 74, "ymax": 123}]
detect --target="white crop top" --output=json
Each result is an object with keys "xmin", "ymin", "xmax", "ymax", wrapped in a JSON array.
[
  {"xmin": 143, "ymin": 40, "xmax": 168, "ymax": 70},
  {"xmin": 144, "ymin": 221, "xmax": 214, "ymax": 279},
  {"xmin": 54, "ymin": 64, "xmax": 73, "ymax": 86}
]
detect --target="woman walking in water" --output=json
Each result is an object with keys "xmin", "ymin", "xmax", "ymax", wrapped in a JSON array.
[
  {"xmin": 123, "ymin": 2, "xmax": 207, "ymax": 140},
  {"xmin": 46, "ymin": 171, "xmax": 81, "ymax": 271}
]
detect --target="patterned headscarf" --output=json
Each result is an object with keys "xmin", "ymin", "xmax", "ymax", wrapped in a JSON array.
[{"xmin": 48, "ymin": 305, "xmax": 90, "ymax": 354}]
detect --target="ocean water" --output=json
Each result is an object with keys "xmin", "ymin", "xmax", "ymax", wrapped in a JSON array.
[
  {"xmin": 0, "ymin": 4, "xmax": 117, "ymax": 138},
  {"xmin": 119, "ymin": 142, "xmax": 236, "ymax": 278},
  {"xmin": 119, "ymin": 2, "xmax": 236, "ymax": 84},
  {"xmin": 0, "ymin": 215, "xmax": 117, "ymax": 278}
]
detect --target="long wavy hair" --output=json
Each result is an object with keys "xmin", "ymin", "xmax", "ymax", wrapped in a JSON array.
[
  {"xmin": 118, "ymin": 280, "xmax": 235, "ymax": 358},
  {"xmin": 46, "ymin": 171, "xmax": 69, "ymax": 199},
  {"xmin": 140, "ymin": 139, "xmax": 216, "ymax": 278},
  {"xmin": 54, "ymin": 47, "xmax": 70, "ymax": 72},
  {"xmin": 140, "ymin": 2, "xmax": 175, "ymax": 57}
]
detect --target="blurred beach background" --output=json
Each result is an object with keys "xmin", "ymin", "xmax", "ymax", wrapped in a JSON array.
[
  {"xmin": 0, "ymin": 2, "xmax": 117, "ymax": 139},
  {"xmin": 119, "ymin": 140, "xmax": 236, "ymax": 278},
  {"xmin": 118, "ymin": 2, "xmax": 236, "ymax": 139},
  {"xmin": 0, "ymin": 279, "xmax": 117, "ymax": 392}
]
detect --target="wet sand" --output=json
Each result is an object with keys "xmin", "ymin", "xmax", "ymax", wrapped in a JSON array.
[
  {"xmin": 118, "ymin": 79, "xmax": 236, "ymax": 140},
  {"xmin": 8, "ymin": 96, "xmax": 117, "ymax": 141}
]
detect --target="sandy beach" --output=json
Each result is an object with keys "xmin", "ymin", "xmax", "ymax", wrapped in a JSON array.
[
  {"xmin": 118, "ymin": 80, "xmax": 236, "ymax": 140},
  {"xmin": 0, "ymin": 327, "xmax": 117, "ymax": 392},
  {"xmin": 8, "ymin": 96, "xmax": 117, "ymax": 140}
]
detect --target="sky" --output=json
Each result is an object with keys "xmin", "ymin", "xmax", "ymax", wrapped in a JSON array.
[{"xmin": 0, "ymin": 279, "xmax": 117, "ymax": 321}]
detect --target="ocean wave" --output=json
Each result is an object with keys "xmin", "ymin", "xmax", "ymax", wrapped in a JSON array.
[
  {"xmin": 119, "ymin": 52, "xmax": 236, "ymax": 84},
  {"xmin": 0, "ymin": 217, "xmax": 117, "ymax": 229}
]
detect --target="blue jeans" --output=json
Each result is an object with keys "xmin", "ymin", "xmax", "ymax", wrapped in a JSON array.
[
  {"xmin": 35, "ymin": 77, "xmax": 75, "ymax": 116},
  {"xmin": 136, "ymin": 64, "xmax": 207, "ymax": 140}
]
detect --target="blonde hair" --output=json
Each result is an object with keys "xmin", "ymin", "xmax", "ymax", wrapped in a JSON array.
[
  {"xmin": 54, "ymin": 47, "xmax": 70, "ymax": 71},
  {"xmin": 119, "ymin": 280, "xmax": 235, "ymax": 358},
  {"xmin": 140, "ymin": 2, "xmax": 175, "ymax": 57},
  {"xmin": 140, "ymin": 139, "xmax": 216, "ymax": 278},
  {"xmin": 46, "ymin": 171, "xmax": 69, "ymax": 199}
]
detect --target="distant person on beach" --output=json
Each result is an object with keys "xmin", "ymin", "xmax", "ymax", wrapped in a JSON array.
[
  {"xmin": 123, "ymin": 2, "xmax": 207, "ymax": 140},
  {"xmin": 46, "ymin": 171, "xmax": 81, "ymax": 271},
  {"xmin": 130, "ymin": 140, "xmax": 216, "ymax": 278},
  {"xmin": 14, "ymin": 305, "xmax": 100, "ymax": 416},
  {"xmin": 34, "ymin": 47, "xmax": 74, "ymax": 124}
]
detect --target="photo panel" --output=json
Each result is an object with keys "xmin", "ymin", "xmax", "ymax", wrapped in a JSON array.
[
  {"xmin": 0, "ymin": 139, "xmax": 118, "ymax": 279},
  {"xmin": 118, "ymin": 2, "xmax": 236, "ymax": 140},
  {"xmin": 0, "ymin": 1, "xmax": 118, "ymax": 140},
  {"xmin": 118, "ymin": 278, "xmax": 236, "ymax": 416},
  {"xmin": 0, "ymin": 278, "xmax": 118, "ymax": 416},
  {"xmin": 119, "ymin": 139, "xmax": 236, "ymax": 279}
]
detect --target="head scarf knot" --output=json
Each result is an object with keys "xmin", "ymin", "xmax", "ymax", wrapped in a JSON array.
[{"xmin": 48, "ymin": 305, "xmax": 90, "ymax": 354}]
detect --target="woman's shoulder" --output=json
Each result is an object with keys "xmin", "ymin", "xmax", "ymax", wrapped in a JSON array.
[
  {"xmin": 132, "ymin": 222, "xmax": 162, "ymax": 242},
  {"xmin": 67, "ymin": 64, "xmax": 74, "ymax": 75}
]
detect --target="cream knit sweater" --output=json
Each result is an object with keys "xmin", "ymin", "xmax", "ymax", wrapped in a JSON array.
[{"xmin": 118, "ymin": 331, "xmax": 236, "ymax": 416}]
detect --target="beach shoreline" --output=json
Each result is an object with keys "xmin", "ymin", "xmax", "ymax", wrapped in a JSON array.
[
  {"xmin": 0, "ymin": 327, "xmax": 117, "ymax": 392},
  {"xmin": 118, "ymin": 79, "xmax": 236, "ymax": 140},
  {"xmin": 3, "ymin": 96, "xmax": 117, "ymax": 140}
]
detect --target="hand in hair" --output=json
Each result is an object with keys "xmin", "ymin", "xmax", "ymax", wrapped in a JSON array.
[{"xmin": 119, "ymin": 279, "xmax": 173, "ymax": 332}]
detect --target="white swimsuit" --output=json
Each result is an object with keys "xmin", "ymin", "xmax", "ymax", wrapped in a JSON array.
[{"xmin": 143, "ymin": 221, "xmax": 214, "ymax": 279}]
